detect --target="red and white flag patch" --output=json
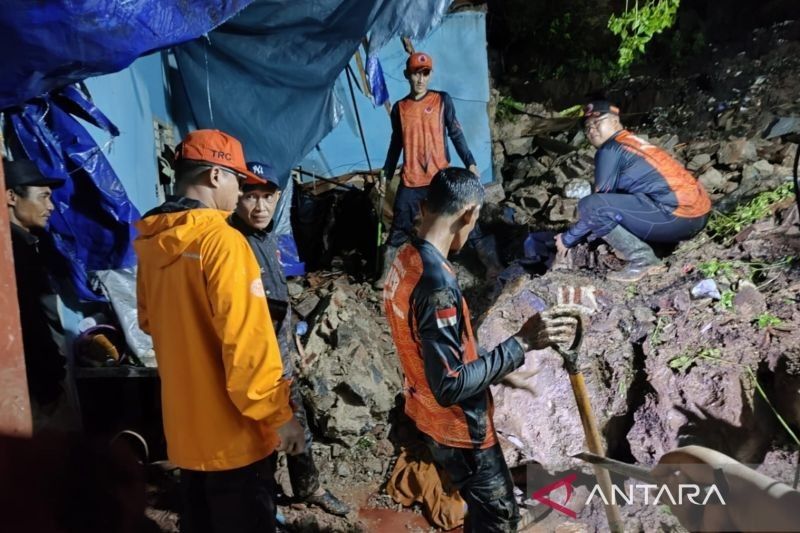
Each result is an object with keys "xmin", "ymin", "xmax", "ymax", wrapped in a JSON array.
[{"xmin": 435, "ymin": 306, "xmax": 457, "ymax": 328}]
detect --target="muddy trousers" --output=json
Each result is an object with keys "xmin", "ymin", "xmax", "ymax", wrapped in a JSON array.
[
  {"xmin": 576, "ymin": 192, "xmax": 708, "ymax": 243},
  {"xmin": 179, "ymin": 455, "xmax": 278, "ymax": 533},
  {"xmin": 284, "ymin": 383, "xmax": 320, "ymax": 498},
  {"xmin": 424, "ymin": 436, "xmax": 520, "ymax": 532}
]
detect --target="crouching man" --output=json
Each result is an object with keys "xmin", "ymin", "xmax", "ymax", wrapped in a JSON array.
[{"xmin": 556, "ymin": 100, "xmax": 711, "ymax": 282}]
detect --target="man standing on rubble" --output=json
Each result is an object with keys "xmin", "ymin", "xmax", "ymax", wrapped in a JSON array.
[
  {"xmin": 230, "ymin": 161, "xmax": 350, "ymax": 517},
  {"xmin": 555, "ymin": 100, "xmax": 711, "ymax": 282},
  {"xmin": 4, "ymin": 159, "xmax": 76, "ymax": 432},
  {"xmin": 383, "ymin": 167, "xmax": 579, "ymax": 532},
  {"xmin": 134, "ymin": 130, "xmax": 304, "ymax": 533},
  {"xmin": 375, "ymin": 51, "xmax": 502, "ymax": 288}
]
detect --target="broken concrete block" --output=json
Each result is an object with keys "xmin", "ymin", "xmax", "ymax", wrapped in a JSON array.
[
  {"xmin": 547, "ymin": 197, "xmax": 578, "ymax": 222},
  {"xmin": 753, "ymin": 159, "xmax": 775, "ymax": 176},
  {"xmin": 687, "ymin": 153, "xmax": 712, "ymax": 171},
  {"xmin": 717, "ymin": 138, "xmax": 758, "ymax": 166},
  {"xmin": 698, "ymin": 167, "xmax": 727, "ymax": 192},
  {"xmin": 504, "ymin": 137, "xmax": 533, "ymax": 157}
]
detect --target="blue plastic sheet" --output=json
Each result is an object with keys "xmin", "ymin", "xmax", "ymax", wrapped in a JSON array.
[
  {"xmin": 366, "ymin": 56, "xmax": 390, "ymax": 107},
  {"xmin": 7, "ymin": 86, "xmax": 141, "ymax": 301},
  {"xmin": 174, "ymin": 0, "xmax": 449, "ymax": 182},
  {"xmin": 0, "ymin": 0, "xmax": 254, "ymax": 109}
]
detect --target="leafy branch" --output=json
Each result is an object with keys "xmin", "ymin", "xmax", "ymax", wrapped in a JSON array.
[{"xmin": 608, "ymin": 0, "xmax": 681, "ymax": 69}]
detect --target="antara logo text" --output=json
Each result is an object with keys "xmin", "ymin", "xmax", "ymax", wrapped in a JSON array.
[{"xmin": 532, "ymin": 474, "xmax": 726, "ymax": 519}]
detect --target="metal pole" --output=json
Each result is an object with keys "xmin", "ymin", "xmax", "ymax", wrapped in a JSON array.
[{"xmin": 344, "ymin": 65, "xmax": 373, "ymax": 171}]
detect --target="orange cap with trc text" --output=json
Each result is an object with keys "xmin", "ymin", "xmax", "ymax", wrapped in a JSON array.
[
  {"xmin": 406, "ymin": 52, "xmax": 433, "ymax": 73},
  {"xmin": 175, "ymin": 129, "xmax": 265, "ymax": 185}
]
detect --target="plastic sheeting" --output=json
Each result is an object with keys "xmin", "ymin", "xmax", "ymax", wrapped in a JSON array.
[
  {"xmin": 174, "ymin": 0, "xmax": 450, "ymax": 182},
  {"xmin": 94, "ymin": 268, "xmax": 156, "ymax": 367},
  {"xmin": 7, "ymin": 86, "xmax": 141, "ymax": 301},
  {"xmin": 0, "ymin": 0, "xmax": 254, "ymax": 109}
]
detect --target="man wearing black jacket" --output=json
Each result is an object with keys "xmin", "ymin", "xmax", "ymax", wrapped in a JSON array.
[
  {"xmin": 230, "ymin": 161, "xmax": 349, "ymax": 517},
  {"xmin": 4, "ymin": 159, "xmax": 72, "ymax": 432},
  {"xmin": 383, "ymin": 167, "xmax": 579, "ymax": 532}
]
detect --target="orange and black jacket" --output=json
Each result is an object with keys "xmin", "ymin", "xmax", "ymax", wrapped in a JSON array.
[
  {"xmin": 383, "ymin": 237, "xmax": 525, "ymax": 449},
  {"xmin": 383, "ymin": 90, "xmax": 476, "ymax": 188},
  {"xmin": 563, "ymin": 130, "xmax": 711, "ymax": 247},
  {"xmin": 135, "ymin": 197, "xmax": 292, "ymax": 471}
]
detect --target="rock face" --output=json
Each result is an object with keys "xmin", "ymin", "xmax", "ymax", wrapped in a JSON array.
[
  {"xmin": 475, "ymin": 272, "xmax": 635, "ymax": 472},
  {"xmin": 300, "ymin": 277, "xmax": 402, "ymax": 446}
]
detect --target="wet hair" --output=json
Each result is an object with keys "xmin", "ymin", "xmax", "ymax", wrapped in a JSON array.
[{"xmin": 425, "ymin": 167, "xmax": 484, "ymax": 215}]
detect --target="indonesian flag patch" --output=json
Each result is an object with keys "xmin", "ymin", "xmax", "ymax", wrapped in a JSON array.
[{"xmin": 435, "ymin": 306, "xmax": 457, "ymax": 328}]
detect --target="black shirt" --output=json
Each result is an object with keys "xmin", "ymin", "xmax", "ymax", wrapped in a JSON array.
[{"xmin": 10, "ymin": 223, "xmax": 66, "ymax": 404}]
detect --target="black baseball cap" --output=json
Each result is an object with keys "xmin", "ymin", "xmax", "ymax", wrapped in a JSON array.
[
  {"xmin": 3, "ymin": 159, "xmax": 65, "ymax": 189},
  {"xmin": 583, "ymin": 100, "xmax": 621, "ymax": 121}
]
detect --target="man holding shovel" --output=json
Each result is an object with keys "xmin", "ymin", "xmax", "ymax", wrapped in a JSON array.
[{"xmin": 383, "ymin": 167, "xmax": 579, "ymax": 531}]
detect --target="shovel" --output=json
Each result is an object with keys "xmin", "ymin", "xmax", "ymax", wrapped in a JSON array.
[{"xmin": 552, "ymin": 312, "xmax": 625, "ymax": 533}]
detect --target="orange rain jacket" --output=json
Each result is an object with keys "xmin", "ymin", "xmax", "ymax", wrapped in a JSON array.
[{"xmin": 135, "ymin": 200, "xmax": 292, "ymax": 471}]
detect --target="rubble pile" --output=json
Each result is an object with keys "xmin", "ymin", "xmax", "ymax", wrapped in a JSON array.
[
  {"xmin": 489, "ymin": 20, "xmax": 800, "ymax": 232},
  {"xmin": 289, "ymin": 276, "xmax": 401, "ymax": 483}
]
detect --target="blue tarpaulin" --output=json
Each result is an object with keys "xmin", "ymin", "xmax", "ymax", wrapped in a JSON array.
[
  {"xmin": 0, "ymin": 0, "xmax": 254, "ymax": 110},
  {"xmin": 0, "ymin": 0, "xmax": 254, "ymax": 299},
  {"xmin": 7, "ymin": 86, "xmax": 141, "ymax": 301},
  {"xmin": 174, "ymin": 0, "xmax": 450, "ymax": 182}
]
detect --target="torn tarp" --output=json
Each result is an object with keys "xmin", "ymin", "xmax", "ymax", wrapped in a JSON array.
[
  {"xmin": 174, "ymin": 0, "xmax": 450, "ymax": 181},
  {"xmin": 0, "ymin": 0, "xmax": 254, "ymax": 109},
  {"xmin": 7, "ymin": 86, "xmax": 140, "ymax": 301}
]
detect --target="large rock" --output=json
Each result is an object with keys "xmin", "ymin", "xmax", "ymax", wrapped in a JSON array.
[
  {"xmin": 548, "ymin": 197, "xmax": 578, "ymax": 222},
  {"xmin": 475, "ymin": 273, "xmax": 633, "ymax": 472},
  {"xmin": 503, "ymin": 137, "xmax": 533, "ymax": 157},
  {"xmin": 717, "ymin": 138, "xmax": 758, "ymax": 167},
  {"xmin": 698, "ymin": 167, "xmax": 727, "ymax": 192},
  {"xmin": 301, "ymin": 278, "xmax": 402, "ymax": 445}
]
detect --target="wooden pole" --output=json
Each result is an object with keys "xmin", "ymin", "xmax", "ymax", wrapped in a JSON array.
[{"xmin": 0, "ymin": 157, "xmax": 33, "ymax": 437}]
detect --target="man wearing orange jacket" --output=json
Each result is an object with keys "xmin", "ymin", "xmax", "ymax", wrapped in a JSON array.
[{"xmin": 134, "ymin": 129, "xmax": 305, "ymax": 533}]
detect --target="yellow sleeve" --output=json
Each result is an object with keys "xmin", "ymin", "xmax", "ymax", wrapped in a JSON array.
[{"xmin": 203, "ymin": 227, "xmax": 293, "ymax": 428}]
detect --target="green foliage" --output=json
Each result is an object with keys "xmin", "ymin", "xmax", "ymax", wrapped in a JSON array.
[
  {"xmin": 698, "ymin": 259, "xmax": 735, "ymax": 279},
  {"xmin": 755, "ymin": 313, "xmax": 783, "ymax": 329},
  {"xmin": 650, "ymin": 315, "xmax": 669, "ymax": 347},
  {"xmin": 624, "ymin": 284, "xmax": 638, "ymax": 299},
  {"xmin": 668, "ymin": 348, "xmax": 722, "ymax": 373},
  {"xmin": 354, "ymin": 436, "xmax": 374, "ymax": 450},
  {"xmin": 496, "ymin": 96, "xmax": 526, "ymax": 122},
  {"xmin": 706, "ymin": 183, "xmax": 794, "ymax": 242},
  {"xmin": 719, "ymin": 290, "xmax": 735, "ymax": 310},
  {"xmin": 608, "ymin": 0, "xmax": 681, "ymax": 69}
]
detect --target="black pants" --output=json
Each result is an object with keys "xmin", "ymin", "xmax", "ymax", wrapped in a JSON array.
[
  {"xmin": 387, "ymin": 183, "xmax": 491, "ymax": 249},
  {"xmin": 577, "ymin": 192, "xmax": 708, "ymax": 243},
  {"xmin": 424, "ymin": 436, "xmax": 520, "ymax": 533},
  {"xmin": 179, "ymin": 455, "xmax": 277, "ymax": 533}
]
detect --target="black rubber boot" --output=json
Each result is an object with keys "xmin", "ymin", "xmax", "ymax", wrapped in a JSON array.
[
  {"xmin": 602, "ymin": 225, "xmax": 666, "ymax": 282},
  {"xmin": 373, "ymin": 245, "xmax": 399, "ymax": 290}
]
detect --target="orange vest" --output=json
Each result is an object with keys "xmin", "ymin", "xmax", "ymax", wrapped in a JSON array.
[{"xmin": 398, "ymin": 92, "xmax": 450, "ymax": 188}]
